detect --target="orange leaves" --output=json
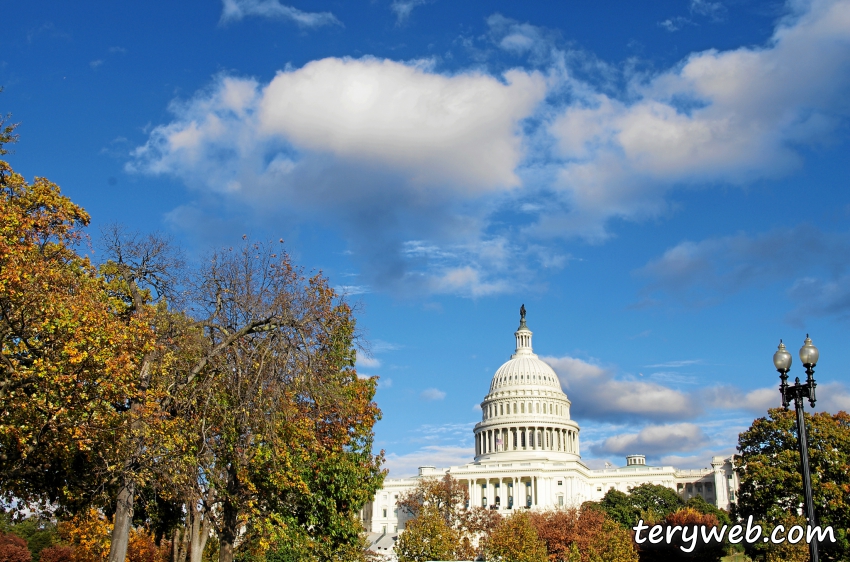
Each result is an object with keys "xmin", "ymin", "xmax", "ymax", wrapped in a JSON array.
[{"xmin": 1, "ymin": 159, "xmax": 151, "ymax": 510}]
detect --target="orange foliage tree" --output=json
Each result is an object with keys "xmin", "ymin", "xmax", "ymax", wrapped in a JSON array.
[
  {"xmin": 634, "ymin": 507, "xmax": 725, "ymax": 562},
  {"xmin": 530, "ymin": 507, "xmax": 638, "ymax": 562},
  {"xmin": 0, "ymin": 157, "xmax": 152, "ymax": 513}
]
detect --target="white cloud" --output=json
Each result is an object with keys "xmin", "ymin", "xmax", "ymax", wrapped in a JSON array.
[
  {"xmin": 130, "ymin": 0, "xmax": 850, "ymax": 296},
  {"xmin": 543, "ymin": 355, "xmax": 696, "ymax": 421},
  {"xmin": 659, "ymin": 17, "xmax": 691, "ymax": 32},
  {"xmin": 356, "ymin": 354, "xmax": 381, "ymax": 369},
  {"xmin": 701, "ymin": 381, "xmax": 850, "ymax": 414},
  {"xmin": 335, "ymin": 284, "xmax": 371, "ymax": 296},
  {"xmin": 390, "ymin": 0, "xmax": 429, "ymax": 24},
  {"xmin": 383, "ymin": 445, "xmax": 473, "ymax": 477},
  {"xmin": 593, "ymin": 423, "xmax": 709, "ymax": 456},
  {"xmin": 220, "ymin": 0, "xmax": 341, "ymax": 27},
  {"xmin": 645, "ymin": 359, "xmax": 702, "ymax": 368},
  {"xmin": 129, "ymin": 60, "xmax": 546, "ymax": 295},
  {"xmin": 420, "ymin": 387, "xmax": 446, "ymax": 401},
  {"xmin": 372, "ymin": 340, "xmax": 402, "ymax": 353},
  {"xmin": 817, "ymin": 382, "xmax": 850, "ymax": 412},
  {"xmin": 660, "ymin": 450, "xmax": 734, "ymax": 469},
  {"xmin": 90, "ymin": 59, "xmax": 103, "ymax": 69},
  {"xmin": 690, "ymin": 0, "xmax": 727, "ymax": 21},
  {"xmin": 701, "ymin": 386, "xmax": 777, "ymax": 414},
  {"xmin": 540, "ymin": 0, "xmax": 850, "ymax": 240},
  {"xmin": 257, "ymin": 58, "xmax": 544, "ymax": 191}
]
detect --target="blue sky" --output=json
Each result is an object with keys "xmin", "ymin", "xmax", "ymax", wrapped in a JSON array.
[{"xmin": 4, "ymin": 0, "xmax": 850, "ymax": 477}]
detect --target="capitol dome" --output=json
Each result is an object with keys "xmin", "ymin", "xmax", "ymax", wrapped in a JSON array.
[{"xmin": 474, "ymin": 307, "xmax": 580, "ymax": 462}]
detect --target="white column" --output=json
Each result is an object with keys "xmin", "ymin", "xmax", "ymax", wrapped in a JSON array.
[{"xmin": 531, "ymin": 476, "xmax": 537, "ymax": 507}]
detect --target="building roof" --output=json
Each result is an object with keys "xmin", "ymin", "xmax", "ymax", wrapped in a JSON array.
[{"xmin": 488, "ymin": 310, "xmax": 564, "ymax": 394}]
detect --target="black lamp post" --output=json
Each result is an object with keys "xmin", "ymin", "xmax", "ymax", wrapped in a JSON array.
[{"xmin": 773, "ymin": 336, "xmax": 819, "ymax": 562}]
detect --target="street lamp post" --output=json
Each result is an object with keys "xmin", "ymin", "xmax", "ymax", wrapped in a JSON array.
[{"xmin": 773, "ymin": 336, "xmax": 819, "ymax": 562}]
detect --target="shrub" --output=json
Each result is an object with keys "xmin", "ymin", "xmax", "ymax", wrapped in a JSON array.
[
  {"xmin": 38, "ymin": 546, "xmax": 74, "ymax": 562},
  {"xmin": 0, "ymin": 531, "xmax": 32, "ymax": 562}
]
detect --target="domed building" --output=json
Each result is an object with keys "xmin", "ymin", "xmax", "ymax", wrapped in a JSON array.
[{"xmin": 362, "ymin": 308, "xmax": 738, "ymax": 556}]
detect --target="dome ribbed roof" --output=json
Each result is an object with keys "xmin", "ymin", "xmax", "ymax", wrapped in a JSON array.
[
  {"xmin": 487, "ymin": 307, "xmax": 562, "ymax": 392},
  {"xmin": 490, "ymin": 354, "xmax": 560, "ymax": 391}
]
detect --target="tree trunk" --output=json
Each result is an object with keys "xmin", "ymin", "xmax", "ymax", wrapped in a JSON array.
[
  {"xmin": 171, "ymin": 527, "xmax": 182, "ymax": 562},
  {"xmin": 178, "ymin": 522, "xmax": 190, "ymax": 562},
  {"xmin": 107, "ymin": 478, "xmax": 135, "ymax": 562},
  {"xmin": 108, "ymin": 358, "xmax": 152, "ymax": 562},
  {"xmin": 189, "ymin": 500, "xmax": 211, "ymax": 562},
  {"xmin": 218, "ymin": 499, "xmax": 239, "ymax": 562}
]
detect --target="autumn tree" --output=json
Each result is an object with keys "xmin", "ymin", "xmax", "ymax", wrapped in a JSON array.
[
  {"xmin": 180, "ymin": 241, "xmax": 383, "ymax": 562},
  {"xmin": 635, "ymin": 507, "xmax": 725, "ymax": 562},
  {"xmin": 394, "ymin": 506, "xmax": 459, "ymax": 562},
  {"xmin": 529, "ymin": 507, "xmax": 638, "ymax": 562},
  {"xmin": 96, "ymin": 225, "xmax": 197, "ymax": 562},
  {"xmin": 1, "ymin": 124, "xmax": 383, "ymax": 561},
  {"xmin": 1, "ymin": 159, "xmax": 151, "ymax": 515},
  {"xmin": 0, "ymin": 92, "xmax": 19, "ymax": 156},
  {"xmin": 483, "ymin": 510, "xmax": 547, "ymax": 562},
  {"xmin": 396, "ymin": 474, "xmax": 499, "ymax": 559},
  {"xmin": 744, "ymin": 512, "xmax": 810, "ymax": 562},
  {"xmin": 734, "ymin": 408, "xmax": 850, "ymax": 560},
  {"xmin": 0, "ymin": 530, "xmax": 32, "ymax": 562}
]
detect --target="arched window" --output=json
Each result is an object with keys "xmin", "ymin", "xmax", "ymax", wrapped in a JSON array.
[
  {"xmin": 535, "ymin": 403, "xmax": 539, "ymax": 413},
  {"xmin": 500, "ymin": 404, "xmax": 504, "ymax": 416},
  {"xmin": 521, "ymin": 403, "xmax": 525, "ymax": 413},
  {"xmin": 513, "ymin": 403, "xmax": 517, "ymax": 413},
  {"xmin": 543, "ymin": 403, "xmax": 547, "ymax": 414}
]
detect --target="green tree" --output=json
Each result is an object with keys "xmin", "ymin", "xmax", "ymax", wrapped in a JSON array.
[
  {"xmin": 484, "ymin": 511, "xmax": 547, "ymax": 562},
  {"xmin": 734, "ymin": 408, "xmax": 850, "ymax": 561},
  {"xmin": 395, "ymin": 506, "xmax": 458, "ymax": 562},
  {"xmin": 0, "ymin": 514, "xmax": 61, "ymax": 561},
  {"xmin": 595, "ymin": 484, "xmax": 684, "ymax": 529},
  {"xmin": 685, "ymin": 496, "xmax": 731, "ymax": 526}
]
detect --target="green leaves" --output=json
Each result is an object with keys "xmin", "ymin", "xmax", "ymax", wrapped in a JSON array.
[{"xmin": 735, "ymin": 408, "xmax": 850, "ymax": 560}]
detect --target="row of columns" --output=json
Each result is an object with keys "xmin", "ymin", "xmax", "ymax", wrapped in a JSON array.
[
  {"xmin": 475, "ymin": 426, "xmax": 578, "ymax": 456},
  {"xmin": 463, "ymin": 476, "xmax": 586, "ymax": 510},
  {"xmin": 468, "ymin": 477, "xmax": 535, "ymax": 509}
]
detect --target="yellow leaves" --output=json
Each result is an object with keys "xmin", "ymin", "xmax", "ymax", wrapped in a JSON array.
[{"xmin": 58, "ymin": 509, "xmax": 113, "ymax": 562}]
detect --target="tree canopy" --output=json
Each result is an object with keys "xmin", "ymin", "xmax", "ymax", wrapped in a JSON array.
[
  {"xmin": 735, "ymin": 407, "xmax": 850, "ymax": 561},
  {"xmin": 1, "ymin": 132, "xmax": 385, "ymax": 562}
]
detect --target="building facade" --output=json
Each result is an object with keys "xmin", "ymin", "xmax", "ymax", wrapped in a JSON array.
[{"xmin": 363, "ymin": 310, "xmax": 739, "ymax": 556}]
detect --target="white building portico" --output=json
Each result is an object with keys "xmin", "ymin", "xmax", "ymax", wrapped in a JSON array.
[{"xmin": 362, "ymin": 308, "xmax": 739, "ymax": 557}]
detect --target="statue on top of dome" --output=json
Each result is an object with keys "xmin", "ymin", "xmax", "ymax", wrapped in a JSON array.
[{"xmin": 520, "ymin": 303, "xmax": 526, "ymax": 320}]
